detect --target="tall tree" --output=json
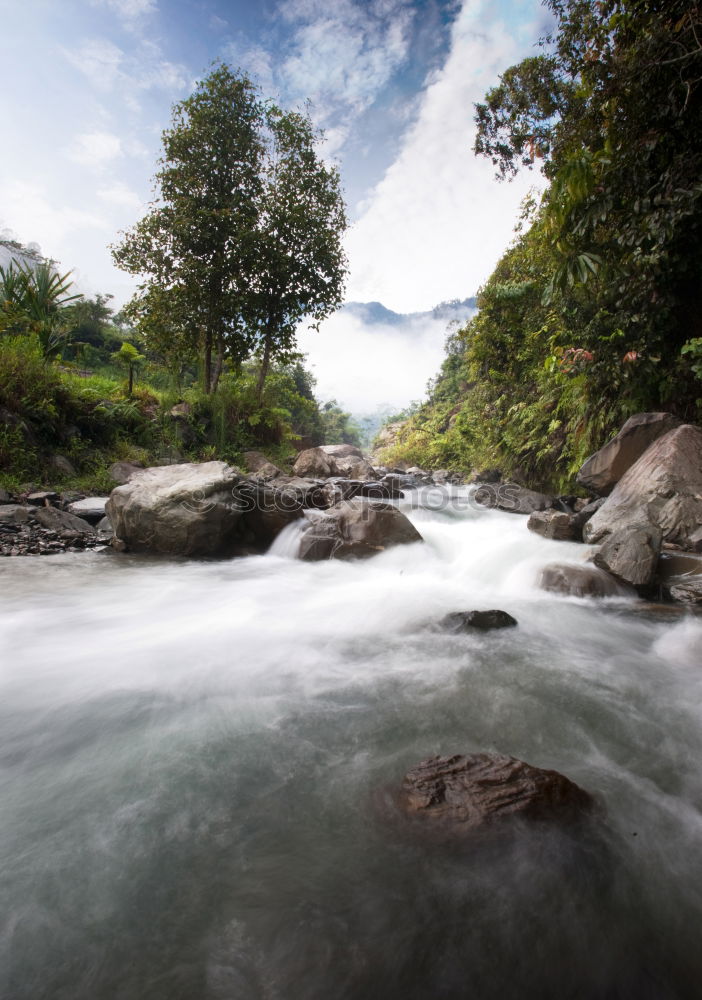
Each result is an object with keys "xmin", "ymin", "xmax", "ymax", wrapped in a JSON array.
[
  {"xmin": 248, "ymin": 107, "xmax": 348, "ymax": 402},
  {"xmin": 112, "ymin": 66, "xmax": 265, "ymax": 393},
  {"xmin": 112, "ymin": 65, "xmax": 348, "ymax": 397}
]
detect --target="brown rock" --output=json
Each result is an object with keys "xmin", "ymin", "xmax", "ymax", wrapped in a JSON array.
[
  {"xmin": 474, "ymin": 482, "xmax": 553, "ymax": 515},
  {"xmin": 319, "ymin": 444, "xmax": 364, "ymax": 459},
  {"xmin": 577, "ymin": 412, "xmax": 680, "ymax": 496},
  {"xmin": 292, "ymin": 447, "xmax": 340, "ymax": 479},
  {"xmin": 538, "ymin": 562, "xmax": 634, "ymax": 598},
  {"xmin": 298, "ymin": 499, "xmax": 422, "ymax": 561},
  {"xmin": 592, "ymin": 522, "xmax": 662, "ymax": 589},
  {"xmin": 527, "ymin": 509, "xmax": 581, "ymax": 541},
  {"xmin": 584, "ymin": 424, "xmax": 702, "ymax": 553},
  {"xmin": 399, "ymin": 753, "xmax": 594, "ymax": 832},
  {"xmin": 109, "ymin": 461, "xmax": 144, "ymax": 485},
  {"xmin": 440, "ymin": 610, "xmax": 518, "ymax": 631}
]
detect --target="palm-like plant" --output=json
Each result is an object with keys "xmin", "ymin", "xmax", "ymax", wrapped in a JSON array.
[{"xmin": 0, "ymin": 261, "xmax": 82, "ymax": 360}]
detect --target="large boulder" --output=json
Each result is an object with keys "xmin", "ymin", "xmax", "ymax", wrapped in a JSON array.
[
  {"xmin": 577, "ymin": 412, "xmax": 680, "ymax": 496},
  {"xmin": 333, "ymin": 455, "xmax": 378, "ymax": 480},
  {"xmin": 584, "ymin": 424, "xmax": 702, "ymax": 552},
  {"xmin": 34, "ymin": 506, "xmax": 96, "ymax": 536},
  {"xmin": 527, "ymin": 509, "xmax": 581, "ymax": 541},
  {"xmin": 109, "ymin": 461, "xmax": 144, "ymax": 486},
  {"xmin": 538, "ymin": 562, "xmax": 634, "ymax": 598},
  {"xmin": 474, "ymin": 482, "xmax": 553, "ymax": 515},
  {"xmin": 399, "ymin": 753, "xmax": 594, "ymax": 833},
  {"xmin": 298, "ymin": 499, "xmax": 422, "ymax": 561},
  {"xmin": 591, "ymin": 522, "xmax": 662, "ymax": 589},
  {"xmin": 67, "ymin": 497, "xmax": 109, "ymax": 524},
  {"xmin": 292, "ymin": 447, "xmax": 340, "ymax": 479},
  {"xmin": 319, "ymin": 444, "xmax": 364, "ymax": 459},
  {"xmin": 106, "ymin": 462, "xmax": 301, "ymax": 557},
  {"xmin": 0, "ymin": 504, "xmax": 32, "ymax": 524}
]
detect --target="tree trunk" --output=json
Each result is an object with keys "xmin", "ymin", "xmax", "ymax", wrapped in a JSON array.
[
  {"xmin": 256, "ymin": 329, "xmax": 273, "ymax": 405},
  {"xmin": 128, "ymin": 366, "xmax": 134, "ymax": 397},
  {"xmin": 204, "ymin": 328, "xmax": 212, "ymax": 394},
  {"xmin": 210, "ymin": 336, "xmax": 224, "ymax": 393}
]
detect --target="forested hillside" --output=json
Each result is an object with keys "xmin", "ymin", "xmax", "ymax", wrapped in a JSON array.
[{"xmin": 379, "ymin": 0, "xmax": 702, "ymax": 490}]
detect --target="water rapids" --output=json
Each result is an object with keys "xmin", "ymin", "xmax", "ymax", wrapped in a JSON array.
[{"xmin": 1, "ymin": 487, "xmax": 701, "ymax": 999}]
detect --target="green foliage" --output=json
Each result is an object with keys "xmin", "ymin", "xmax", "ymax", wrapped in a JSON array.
[
  {"xmin": 384, "ymin": 1, "xmax": 702, "ymax": 490},
  {"xmin": 319, "ymin": 400, "xmax": 361, "ymax": 446},
  {"xmin": 0, "ymin": 261, "xmax": 81, "ymax": 360},
  {"xmin": 112, "ymin": 64, "xmax": 348, "ymax": 398}
]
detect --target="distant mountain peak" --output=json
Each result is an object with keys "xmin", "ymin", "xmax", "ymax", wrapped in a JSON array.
[{"xmin": 342, "ymin": 297, "xmax": 477, "ymax": 327}]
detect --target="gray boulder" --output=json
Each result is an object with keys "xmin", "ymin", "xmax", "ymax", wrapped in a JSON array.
[
  {"xmin": 538, "ymin": 562, "xmax": 634, "ymax": 598},
  {"xmin": 292, "ymin": 447, "xmax": 340, "ymax": 479},
  {"xmin": 584, "ymin": 424, "xmax": 702, "ymax": 552},
  {"xmin": 0, "ymin": 504, "xmax": 32, "ymax": 524},
  {"xmin": 34, "ymin": 506, "xmax": 96, "ymax": 536},
  {"xmin": 67, "ymin": 497, "xmax": 109, "ymax": 523},
  {"xmin": 298, "ymin": 499, "xmax": 422, "ymax": 561},
  {"xmin": 249, "ymin": 461, "xmax": 282, "ymax": 481},
  {"xmin": 667, "ymin": 579, "xmax": 702, "ymax": 605},
  {"xmin": 577, "ymin": 412, "xmax": 680, "ymax": 496},
  {"xmin": 319, "ymin": 444, "xmax": 364, "ymax": 459},
  {"xmin": 474, "ymin": 482, "xmax": 553, "ymax": 515},
  {"xmin": 109, "ymin": 461, "xmax": 144, "ymax": 485},
  {"xmin": 592, "ymin": 522, "xmax": 662, "ymax": 588},
  {"xmin": 333, "ymin": 455, "xmax": 378, "ymax": 480},
  {"xmin": 106, "ymin": 462, "xmax": 300, "ymax": 558},
  {"xmin": 527, "ymin": 509, "xmax": 581, "ymax": 541},
  {"xmin": 241, "ymin": 450, "xmax": 272, "ymax": 473}
]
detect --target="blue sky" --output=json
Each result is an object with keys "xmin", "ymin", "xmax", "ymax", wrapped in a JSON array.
[{"xmin": 1, "ymin": 0, "xmax": 549, "ymax": 407}]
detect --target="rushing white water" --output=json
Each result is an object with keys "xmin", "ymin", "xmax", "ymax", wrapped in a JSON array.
[{"xmin": 1, "ymin": 489, "xmax": 702, "ymax": 999}]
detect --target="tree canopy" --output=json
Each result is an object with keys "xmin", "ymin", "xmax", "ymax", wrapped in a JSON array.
[{"xmin": 112, "ymin": 64, "xmax": 348, "ymax": 396}]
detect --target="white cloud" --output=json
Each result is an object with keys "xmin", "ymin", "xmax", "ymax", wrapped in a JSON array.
[
  {"xmin": 297, "ymin": 310, "xmax": 458, "ymax": 412},
  {"xmin": 97, "ymin": 181, "xmax": 142, "ymax": 208},
  {"xmin": 62, "ymin": 38, "xmax": 124, "ymax": 91},
  {"xmin": 227, "ymin": 0, "xmax": 414, "ymax": 150},
  {"xmin": 65, "ymin": 130, "xmax": 123, "ymax": 168},
  {"xmin": 0, "ymin": 180, "xmax": 107, "ymax": 253},
  {"xmin": 91, "ymin": 0, "xmax": 158, "ymax": 22},
  {"xmin": 344, "ymin": 0, "xmax": 544, "ymax": 311}
]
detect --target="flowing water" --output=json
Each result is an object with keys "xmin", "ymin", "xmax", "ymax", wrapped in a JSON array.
[{"xmin": 1, "ymin": 488, "xmax": 702, "ymax": 999}]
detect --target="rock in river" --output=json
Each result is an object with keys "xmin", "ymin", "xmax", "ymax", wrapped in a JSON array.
[
  {"xmin": 298, "ymin": 499, "xmax": 422, "ymax": 561},
  {"xmin": 399, "ymin": 753, "xmax": 595, "ymax": 832},
  {"xmin": 106, "ymin": 461, "xmax": 301, "ymax": 557},
  {"xmin": 440, "ymin": 610, "xmax": 518, "ymax": 631}
]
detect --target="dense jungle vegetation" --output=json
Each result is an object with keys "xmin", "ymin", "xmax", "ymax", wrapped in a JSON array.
[{"xmin": 379, "ymin": 0, "xmax": 702, "ymax": 490}]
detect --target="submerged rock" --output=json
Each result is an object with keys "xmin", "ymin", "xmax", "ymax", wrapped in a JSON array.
[
  {"xmin": 577, "ymin": 412, "xmax": 680, "ymax": 496},
  {"xmin": 298, "ymin": 499, "xmax": 422, "ymax": 561},
  {"xmin": 667, "ymin": 579, "xmax": 702, "ymax": 606},
  {"xmin": 474, "ymin": 482, "xmax": 553, "ymax": 515},
  {"xmin": 399, "ymin": 753, "xmax": 595, "ymax": 832},
  {"xmin": 538, "ymin": 562, "xmax": 634, "ymax": 598},
  {"xmin": 440, "ymin": 610, "xmax": 518, "ymax": 631}
]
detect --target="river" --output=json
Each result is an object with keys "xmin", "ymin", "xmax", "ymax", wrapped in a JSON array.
[{"xmin": 1, "ymin": 487, "xmax": 701, "ymax": 999}]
